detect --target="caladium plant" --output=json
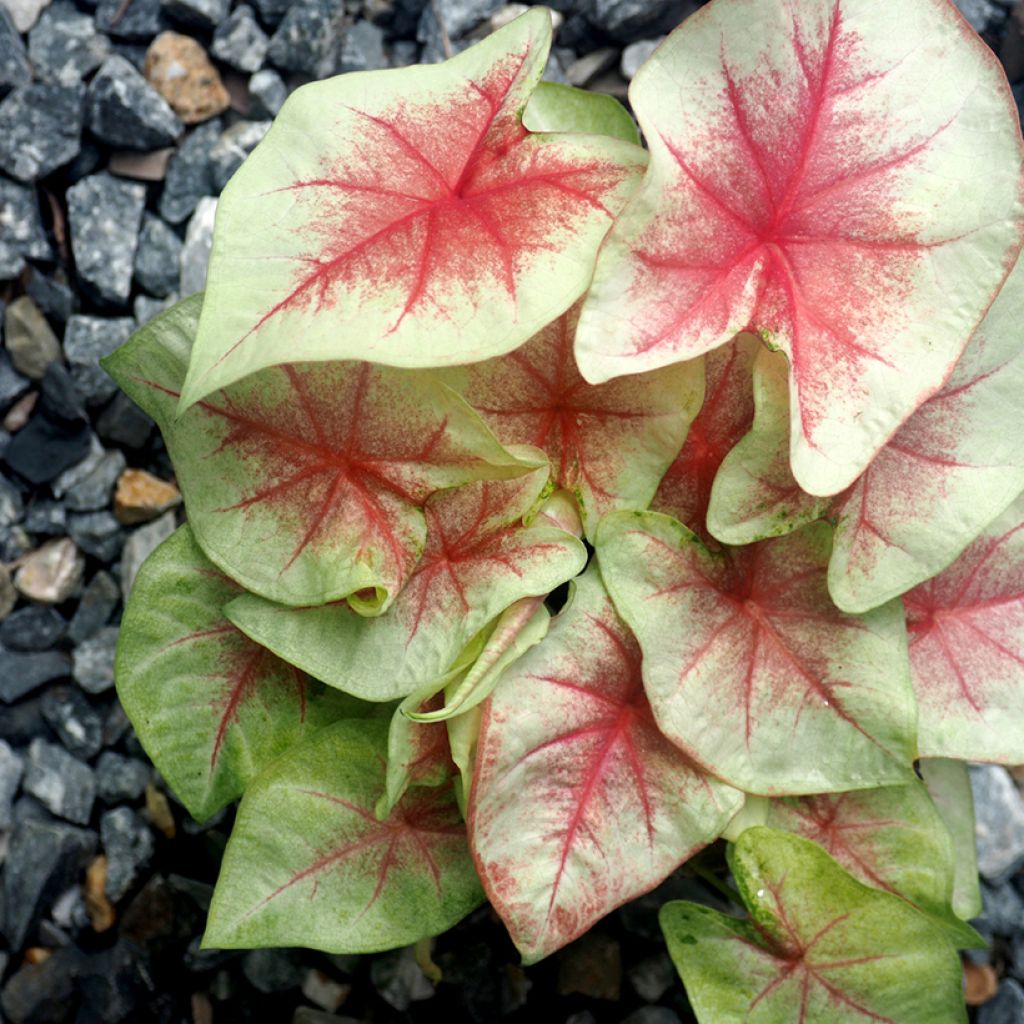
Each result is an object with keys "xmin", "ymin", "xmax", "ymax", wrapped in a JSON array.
[{"xmin": 103, "ymin": 2, "xmax": 1024, "ymax": 1022}]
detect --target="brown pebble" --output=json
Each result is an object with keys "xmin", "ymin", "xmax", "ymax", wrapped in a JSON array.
[
  {"xmin": 191, "ymin": 992, "xmax": 214, "ymax": 1024},
  {"xmin": 146, "ymin": 783, "xmax": 176, "ymax": 838},
  {"xmin": 964, "ymin": 961, "xmax": 999, "ymax": 1005},
  {"xmin": 3, "ymin": 391, "xmax": 37, "ymax": 432},
  {"xmin": 114, "ymin": 468, "xmax": 182, "ymax": 525},
  {"xmin": 144, "ymin": 32, "xmax": 230, "ymax": 125},
  {"xmin": 23, "ymin": 948, "xmax": 51, "ymax": 965},
  {"xmin": 84, "ymin": 855, "xmax": 117, "ymax": 933}
]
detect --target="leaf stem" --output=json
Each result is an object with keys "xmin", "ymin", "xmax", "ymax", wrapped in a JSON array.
[{"xmin": 689, "ymin": 862, "xmax": 742, "ymax": 907}]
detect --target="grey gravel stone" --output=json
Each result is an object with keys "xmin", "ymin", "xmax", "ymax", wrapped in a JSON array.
[
  {"xmin": 0, "ymin": 649, "xmax": 69, "ymax": 703},
  {"xmin": 0, "ymin": 474, "xmax": 23, "ymax": 527},
  {"xmin": 980, "ymin": 980, "xmax": 1024, "ymax": 1024},
  {"xmin": 159, "ymin": 117, "xmax": 222, "ymax": 224},
  {"xmin": 162, "ymin": 0, "xmax": 229, "ymax": 30},
  {"xmin": 64, "ymin": 448, "xmax": 125, "ymax": 510},
  {"xmin": 1, "ymin": 0, "xmax": 51, "ymax": 33},
  {"xmin": 0, "ymin": 739, "xmax": 22, "ymax": 829},
  {"xmin": 96, "ymin": 751, "xmax": 151, "ymax": 803},
  {"xmin": 267, "ymin": 0, "xmax": 343, "ymax": 76},
  {"xmin": 23, "ymin": 737, "xmax": 95, "ymax": 825},
  {"xmin": 370, "ymin": 947, "xmax": 435, "ymax": 1010},
  {"xmin": 102, "ymin": 806, "xmax": 155, "ymax": 901},
  {"xmin": 180, "ymin": 195, "xmax": 217, "ymax": 296},
  {"xmin": 0, "ymin": 352, "xmax": 28, "ymax": 409},
  {"xmin": 586, "ymin": 0, "xmax": 698, "ymax": 43},
  {"xmin": 134, "ymin": 291, "xmax": 177, "ymax": 324},
  {"xmin": 97, "ymin": 391, "xmax": 154, "ymax": 448},
  {"xmin": 972, "ymin": 764, "xmax": 1024, "ymax": 883},
  {"xmin": 68, "ymin": 509, "xmax": 124, "ymax": 561},
  {"xmin": 417, "ymin": 0, "xmax": 502, "ymax": 46},
  {"xmin": 620, "ymin": 36, "xmax": 660, "ymax": 80},
  {"xmin": 63, "ymin": 315, "xmax": 136, "ymax": 406},
  {"xmin": 0, "ymin": 8, "xmax": 30, "ymax": 100},
  {"xmin": 41, "ymin": 686, "xmax": 104, "ymax": 759},
  {"xmin": 247, "ymin": 67, "xmax": 286, "ymax": 118},
  {"xmin": 1, "ymin": 945, "xmax": 81, "ymax": 1023},
  {"xmin": 67, "ymin": 172, "xmax": 147, "ymax": 308},
  {"xmin": 0, "ymin": 175, "xmax": 51, "ymax": 280},
  {"xmin": 338, "ymin": 18, "xmax": 386, "ymax": 72},
  {"xmin": 72, "ymin": 625, "xmax": 118, "ymax": 694},
  {"xmin": 211, "ymin": 5, "xmax": 268, "ymax": 71},
  {"xmin": 242, "ymin": 948, "xmax": 306, "ymax": 994},
  {"xmin": 25, "ymin": 267, "xmax": 78, "ymax": 327},
  {"xmin": 52, "ymin": 431, "xmax": 104, "ymax": 496},
  {"xmin": 209, "ymin": 120, "xmax": 269, "ymax": 190},
  {"xmin": 955, "ymin": 0, "xmax": 1000, "ymax": 32},
  {"xmin": 68, "ymin": 569, "xmax": 119, "ymax": 642},
  {"xmin": 24, "ymin": 499, "xmax": 67, "ymax": 537},
  {"xmin": 2, "ymin": 818, "xmax": 96, "ymax": 949},
  {"xmin": 134, "ymin": 215, "xmax": 183, "ymax": 298},
  {"xmin": 28, "ymin": 2, "xmax": 110, "ymax": 85},
  {"xmin": 627, "ymin": 952, "xmax": 675, "ymax": 1002},
  {"xmin": 95, "ymin": 0, "xmax": 169, "ymax": 40},
  {"xmin": 0, "ymin": 605, "xmax": 66, "ymax": 650},
  {"xmin": 0, "ymin": 81, "xmax": 85, "ymax": 183},
  {"xmin": 620, "ymin": 1010, "xmax": 682, "ymax": 1024},
  {"xmin": 4, "ymin": 295, "xmax": 62, "ymax": 379},
  {"xmin": 120, "ymin": 510, "xmax": 176, "ymax": 597},
  {"xmin": 87, "ymin": 54, "xmax": 182, "ymax": 150}
]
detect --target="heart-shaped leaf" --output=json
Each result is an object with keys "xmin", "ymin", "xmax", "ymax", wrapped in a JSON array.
[
  {"xmin": 116, "ymin": 525, "xmax": 354, "ymax": 821},
  {"xmin": 469, "ymin": 566, "xmax": 743, "ymax": 963},
  {"xmin": 576, "ymin": 0, "xmax": 1024, "ymax": 497},
  {"xmin": 904, "ymin": 493, "xmax": 1024, "ymax": 763},
  {"xmin": 180, "ymin": 9, "xmax": 646, "ymax": 406},
  {"xmin": 204, "ymin": 718, "xmax": 484, "ymax": 951},
  {"xmin": 596, "ymin": 511, "xmax": 916, "ymax": 794},
  {"xmin": 709, "ymin": 255, "xmax": 1024, "ymax": 614},
  {"xmin": 226, "ymin": 468, "xmax": 585, "ymax": 700},
  {"xmin": 439, "ymin": 302, "xmax": 701, "ymax": 539},
  {"xmin": 103, "ymin": 296, "xmax": 540, "ymax": 610},
  {"xmin": 661, "ymin": 827, "xmax": 966, "ymax": 1024},
  {"xmin": 652, "ymin": 333, "xmax": 759, "ymax": 543}
]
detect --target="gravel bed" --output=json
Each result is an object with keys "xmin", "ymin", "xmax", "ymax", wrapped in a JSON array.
[{"xmin": 0, "ymin": 0, "xmax": 1022, "ymax": 1020}]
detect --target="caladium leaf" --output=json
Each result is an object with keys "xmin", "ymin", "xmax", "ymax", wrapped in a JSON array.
[
  {"xmin": 440, "ymin": 303, "xmax": 701, "ymax": 539},
  {"xmin": 115, "ymin": 525, "xmax": 354, "ymax": 822},
  {"xmin": 904, "ymin": 493, "xmax": 1024, "ymax": 763},
  {"xmin": 575, "ymin": 0, "xmax": 1024, "ymax": 497},
  {"xmin": 596, "ymin": 511, "xmax": 916, "ymax": 794},
  {"xmin": 522, "ymin": 81, "xmax": 641, "ymax": 145},
  {"xmin": 469, "ymin": 566, "xmax": 743, "ymax": 963},
  {"xmin": 756, "ymin": 786, "xmax": 981, "ymax": 945},
  {"xmin": 227, "ymin": 467, "xmax": 585, "ymax": 700},
  {"xmin": 103, "ymin": 296, "xmax": 540, "ymax": 611},
  {"xmin": 179, "ymin": 9, "xmax": 646, "ymax": 406},
  {"xmin": 710, "ymin": 256, "xmax": 1024, "ymax": 614},
  {"xmin": 919, "ymin": 758, "xmax": 983, "ymax": 922},
  {"xmin": 652, "ymin": 333, "xmax": 759, "ymax": 543},
  {"xmin": 204, "ymin": 718, "xmax": 484, "ymax": 951},
  {"xmin": 661, "ymin": 827, "xmax": 966, "ymax": 1024}
]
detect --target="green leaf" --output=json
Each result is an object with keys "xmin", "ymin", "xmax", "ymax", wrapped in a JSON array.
[
  {"xmin": 226, "ymin": 468, "xmax": 584, "ymax": 700},
  {"xmin": 596, "ymin": 511, "xmax": 916, "ymax": 794},
  {"xmin": 661, "ymin": 827, "xmax": 967, "ymax": 1024},
  {"xmin": 103, "ymin": 296, "xmax": 541, "ymax": 610},
  {"xmin": 522, "ymin": 80, "xmax": 642, "ymax": 145},
  {"xmin": 115, "ymin": 525, "xmax": 354, "ymax": 821},
  {"xmin": 204, "ymin": 718, "xmax": 484, "ymax": 952},
  {"xmin": 180, "ymin": 9, "xmax": 646, "ymax": 406}
]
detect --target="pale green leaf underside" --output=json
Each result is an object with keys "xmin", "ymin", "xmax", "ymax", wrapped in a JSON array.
[{"xmin": 523, "ymin": 80, "xmax": 642, "ymax": 145}]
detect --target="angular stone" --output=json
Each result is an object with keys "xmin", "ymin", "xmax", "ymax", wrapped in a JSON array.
[
  {"xmin": 65, "ymin": 316, "xmax": 136, "ymax": 407},
  {"xmin": 417, "ymin": 0, "xmax": 501, "ymax": 45},
  {"xmin": 68, "ymin": 510, "xmax": 124, "ymax": 561},
  {"xmin": 5, "ymin": 391, "xmax": 38, "ymax": 432},
  {"xmin": 120, "ymin": 509, "xmax": 176, "ymax": 598},
  {"xmin": 587, "ymin": 0, "xmax": 698, "ymax": 43},
  {"xmin": 134, "ymin": 214, "xmax": 182, "ymax": 298},
  {"xmin": 0, "ymin": 81, "xmax": 84, "ymax": 183},
  {"xmin": 0, "ymin": 563, "xmax": 14, "ymax": 619},
  {"xmin": 268, "ymin": 0, "xmax": 343, "ymax": 76},
  {"xmin": 133, "ymin": 291, "xmax": 177, "ymax": 324},
  {"xmin": 338, "ymin": 18, "xmax": 386, "ymax": 73},
  {"xmin": 0, "ymin": 175, "xmax": 51, "ymax": 280},
  {"xmin": 4, "ymin": 295, "xmax": 62, "ymax": 380},
  {"xmin": 25, "ymin": 268, "xmax": 77, "ymax": 327},
  {"xmin": 0, "ymin": 649, "xmax": 69, "ymax": 702},
  {"xmin": 620, "ymin": 36, "xmax": 660, "ymax": 80},
  {"xmin": 0, "ymin": 738, "xmax": 22, "ymax": 829},
  {"xmin": 161, "ymin": 0, "xmax": 228, "ymax": 30},
  {"xmin": 114, "ymin": 468, "xmax": 181, "ymax": 524},
  {"xmin": 369, "ymin": 947, "xmax": 435, "ymax": 1010},
  {"xmin": 95, "ymin": 0, "xmax": 170, "ymax": 41},
  {"xmin": 28, "ymin": 2, "xmax": 110, "ymax": 85},
  {"xmin": 247, "ymin": 66, "xmax": 286, "ymax": 118},
  {"xmin": 72, "ymin": 625, "xmax": 118, "ymax": 694},
  {"xmin": 980, "ymin": 980, "xmax": 1024, "ymax": 1024},
  {"xmin": 87, "ymin": 54, "xmax": 182, "ymax": 150},
  {"xmin": 212, "ymin": 5, "xmax": 268, "ymax": 72},
  {"xmin": 65, "ymin": 449, "xmax": 127, "ymax": 511},
  {"xmin": 250, "ymin": 0, "xmax": 292, "ymax": 28},
  {"xmin": 108, "ymin": 146, "xmax": 174, "ymax": 181},
  {"xmin": 158, "ymin": 116, "xmax": 221, "ymax": 224},
  {"xmin": 972, "ymin": 764, "xmax": 1024, "ymax": 883},
  {"xmin": 0, "ymin": 605, "xmax": 66, "ymax": 650},
  {"xmin": 24, "ymin": 499, "xmax": 66, "ymax": 537},
  {"xmin": 96, "ymin": 391, "xmax": 154, "ymax": 449},
  {"xmin": 0, "ymin": 8, "xmax": 30, "ymax": 100},
  {"xmin": 955, "ymin": 0, "xmax": 1000, "ymax": 34},
  {"xmin": 15, "ymin": 538, "xmax": 86, "ymax": 603},
  {"xmin": 3, "ymin": 383, "xmax": 90, "ymax": 487},
  {"xmin": 41, "ymin": 685, "xmax": 104, "ymax": 759},
  {"xmin": 68, "ymin": 570, "xmax": 119, "ymax": 643},
  {"xmin": 1, "ymin": 0, "xmax": 51, "ymax": 34},
  {"xmin": 179, "ymin": 195, "xmax": 217, "ymax": 295},
  {"xmin": 0, "ymin": 472, "xmax": 22, "ymax": 527},
  {"xmin": 145, "ymin": 31, "xmax": 231, "ymax": 124},
  {"xmin": 2, "ymin": 818, "xmax": 96, "ymax": 949},
  {"xmin": 52, "ymin": 432, "xmax": 103, "ymax": 495},
  {"xmin": 209, "ymin": 119, "xmax": 268, "ymax": 190},
  {"xmin": 68, "ymin": 172, "xmax": 146, "ymax": 308},
  {"xmin": 96, "ymin": 751, "xmax": 150, "ymax": 803},
  {"xmin": 102, "ymin": 807, "xmax": 155, "ymax": 901},
  {"xmin": 23, "ymin": 738, "xmax": 95, "ymax": 825},
  {"xmin": 242, "ymin": 948, "xmax": 306, "ymax": 994}
]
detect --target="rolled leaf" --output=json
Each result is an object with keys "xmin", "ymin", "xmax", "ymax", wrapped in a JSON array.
[
  {"xmin": 904, "ymin": 493, "xmax": 1024, "ymax": 763},
  {"xmin": 469, "ymin": 567, "xmax": 743, "ymax": 963},
  {"xmin": 227, "ymin": 468, "xmax": 585, "ymax": 700},
  {"xmin": 576, "ymin": 0, "xmax": 1024, "ymax": 497},
  {"xmin": 661, "ymin": 827, "xmax": 966, "ymax": 1024},
  {"xmin": 439, "ymin": 303, "xmax": 702, "ymax": 539},
  {"xmin": 180, "ymin": 9, "xmax": 646, "ymax": 405},
  {"xmin": 596, "ymin": 511, "xmax": 916, "ymax": 794},
  {"xmin": 115, "ymin": 525, "xmax": 353, "ymax": 821},
  {"xmin": 103, "ymin": 296, "xmax": 540, "ymax": 610},
  {"xmin": 204, "ymin": 719, "xmax": 484, "ymax": 951},
  {"xmin": 522, "ymin": 81, "xmax": 641, "ymax": 144}
]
